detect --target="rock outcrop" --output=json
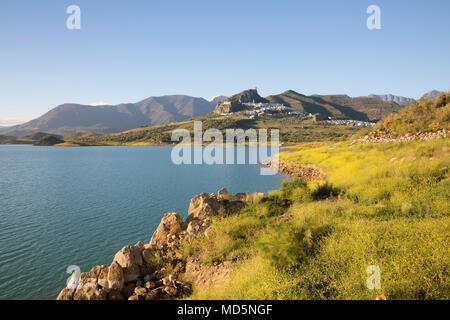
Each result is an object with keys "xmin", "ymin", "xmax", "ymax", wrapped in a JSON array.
[
  {"xmin": 261, "ymin": 159, "xmax": 326, "ymax": 181},
  {"xmin": 358, "ymin": 129, "xmax": 447, "ymax": 143},
  {"xmin": 213, "ymin": 88, "xmax": 268, "ymax": 114},
  {"xmin": 57, "ymin": 189, "xmax": 246, "ymax": 300}
]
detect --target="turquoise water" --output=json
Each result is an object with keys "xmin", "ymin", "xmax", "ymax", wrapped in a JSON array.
[{"xmin": 0, "ymin": 145, "xmax": 287, "ymax": 300}]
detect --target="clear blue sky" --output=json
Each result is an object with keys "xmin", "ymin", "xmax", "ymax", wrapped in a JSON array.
[{"xmin": 0, "ymin": 0, "xmax": 449, "ymax": 122}]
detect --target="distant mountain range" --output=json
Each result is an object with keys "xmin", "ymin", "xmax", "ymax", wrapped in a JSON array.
[
  {"xmin": 368, "ymin": 94, "xmax": 415, "ymax": 106},
  {"xmin": 422, "ymin": 90, "xmax": 447, "ymax": 100},
  {"xmin": 0, "ymin": 95, "xmax": 218, "ymax": 136},
  {"xmin": 367, "ymin": 90, "xmax": 448, "ymax": 105},
  {"xmin": 2, "ymin": 88, "xmax": 447, "ymax": 137}
]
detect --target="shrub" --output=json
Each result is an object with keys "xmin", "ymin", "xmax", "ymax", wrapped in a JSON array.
[{"xmin": 311, "ymin": 182, "xmax": 340, "ymax": 200}]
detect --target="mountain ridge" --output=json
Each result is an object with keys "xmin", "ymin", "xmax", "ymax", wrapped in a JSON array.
[
  {"xmin": 2, "ymin": 88, "xmax": 441, "ymax": 137},
  {"xmin": 0, "ymin": 95, "xmax": 216, "ymax": 136},
  {"xmin": 368, "ymin": 94, "xmax": 415, "ymax": 106},
  {"xmin": 265, "ymin": 90, "xmax": 402, "ymax": 121}
]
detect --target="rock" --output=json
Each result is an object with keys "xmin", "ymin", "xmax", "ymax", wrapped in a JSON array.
[
  {"xmin": 261, "ymin": 159, "xmax": 326, "ymax": 181},
  {"xmin": 150, "ymin": 212, "xmax": 184, "ymax": 248},
  {"xmin": 113, "ymin": 245, "xmax": 143, "ymax": 282},
  {"xmin": 107, "ymin": 261, "xmax": 124, "ymax": 291},
  {"xmin": 143, "ymin": 274, "xmax": 152, "ymax": 282},
  {"xmin": 56, "ymin": 288, "xmax": 75, "ymax": 300},
  {"xmin": 186, "ymin": 219, "xmax": 202, "ymax": 235},
  {"xmin": 123, "ymin": 282, "xmax": 136, "ymax": 297},
  {"xmin": 135, "ymin": 241, "xmax": 144, "ymax": 249},
  {"xmin": 234, "ymin": 193, "xmax": 247, "ymax": 201},
  {"xmin": 217, "ymin": 187, "xmax": 230, "ymax": 199},
  {"xmin": 164, "ymin": 286, "xmax": 178, "ymax": 296},
  {"xmin": 187, "ymin": 193, "xmax": 220, "ymax": 222},
  {"xmin": 95, "ymin": 265, "xmax": 109, "ymax": 289},
  {"xmin": 145, "ymin": 281, "xmax": 156, "ymax": 289},
  {"xmin": 146, "ymin": 288, "xmax": 160, "ymax": 300},
  {"xmin": 187, "ymin": 192, "xmax": 244, "ymax": 223},
  {"xmin": 113, "ymin": 245, "xmax": 143, "ymax": 268},
  {"xmin": 278, "ymin": 211, "xmax": 295, "ymax": 222},
  {"xmin": 107, "ymin": 290, "xmax": 124, "ymax": 300},
  {"xmin": 134, "ymin": 286, "xmax": 147, "ymax": 297},
  {"xmin": 68, "ymin": 265, "xmax": 111, "ymax": 300},
  {"xmin": 73, "ymin": 279, "xmax": 107, "ymax": 300}
]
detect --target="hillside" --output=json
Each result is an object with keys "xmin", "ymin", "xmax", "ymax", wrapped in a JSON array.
[
  {"xmin": 62, "ymin": 113, "xmax": 362, "ymax": 146},
  {"xmin": 265, "ymin": 90, "xmax": 402, "ymax": 121},
  {"xmin": 0, "ymin": 95, "xmax": 216, "ymax": 136},
  {"xmin": 193, "ymin": 137, "xmax": 448, "ymax": 300},
  {"xmin": 371, "ymin": 93, "xmax": 449, "ymax": 137}
]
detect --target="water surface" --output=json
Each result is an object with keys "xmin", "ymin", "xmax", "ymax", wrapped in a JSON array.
[{"xmin": 0, "ymin": 145, "xmax": 287, "ymax": 299}]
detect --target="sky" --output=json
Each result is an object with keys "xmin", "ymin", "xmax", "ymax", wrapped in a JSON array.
[{"xmin": 0, "ymin": 0, "xmax": 449, "ymax": 124}]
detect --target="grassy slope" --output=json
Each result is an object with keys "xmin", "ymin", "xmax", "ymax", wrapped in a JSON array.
[
  {"xmin": 63, "ymin": 114, "xmax": 361, "ymax": 146},
  {"xmin": 183, "ymin": 138, "xmax": 449, "ymax": 300},
  {"xmin": 373, "ymin": 93, "xmax": 449, "ymax": 136}
]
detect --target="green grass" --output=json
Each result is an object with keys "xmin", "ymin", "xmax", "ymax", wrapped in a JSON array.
[{"xmin": 184, "ymin": 137, "xmax": 450, "ymax": 300}]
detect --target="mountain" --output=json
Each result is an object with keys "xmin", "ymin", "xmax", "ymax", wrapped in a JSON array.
[
  {"xmin": 422, "ymin": 90, "xmax": 447, "ymax": 100},
  {"xmin": 265, "ymin": 90, "xmax": 402, "ymax": 121},
  {"xmin": 214, "ymin": 88, "xmax": 402, "ymax": 121},
  {"xmin": 0, "ymin": 95, "xmax": 216, "ymax": 136},
  {"xmin": 368, "ymin": 94, "xmax": 414, "ymax": 106},
  {"xmin": 209, "ymin": 96, "xmax": 228, "ymax": 105}
]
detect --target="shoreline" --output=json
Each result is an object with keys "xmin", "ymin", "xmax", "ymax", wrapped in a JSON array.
[{"xmin": 56, "ymin": 188, "xmax": 249, "ymax": 300}]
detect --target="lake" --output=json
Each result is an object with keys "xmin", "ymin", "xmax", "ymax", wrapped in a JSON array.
[{"xmin": 0, "ymin": 145, "xmax": 287, "ymax": 299}]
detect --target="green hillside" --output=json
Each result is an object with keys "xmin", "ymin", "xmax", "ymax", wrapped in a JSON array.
[
  {"xmin": 186, "ymin": 137, "xmax": 449, "ymax": 300},
  {"xmin": 62, "ymin": 113, "xmax": 361, "ymax": 146},
  {"xmin": 266, "ymin": 90, "xmax": 402, "ymax": 121},
  {"xmin": 373, "ymin": 93, "xmax": 449, "ymax": 136}
]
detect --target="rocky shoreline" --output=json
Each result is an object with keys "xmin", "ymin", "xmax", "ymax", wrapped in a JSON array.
[
  {"xmin": 260, "ymin": 159, "xmax": 326, "ymax": 181},
  {"xmin": 357, "ymin": 129, "xmax": 447, "ymax": 143},
  {"xmin": 57, "ymin": 189, "xmax": 246, "ymax": 300}
]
